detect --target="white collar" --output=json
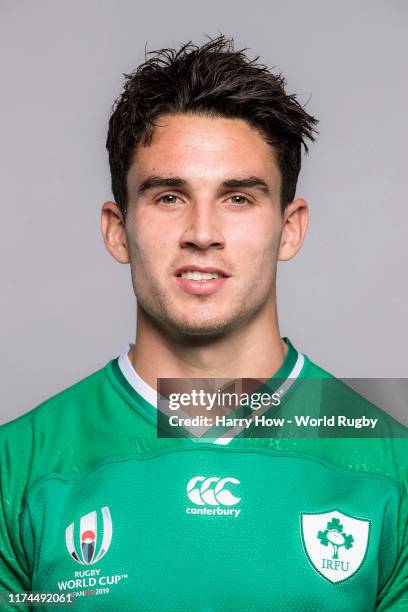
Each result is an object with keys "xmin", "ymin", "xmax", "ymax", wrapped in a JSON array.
[
  {"xmin": 118, "ymin": 343, "xmax": 158, "ymax": 407},
  {"xmin": 117, "ymin": 341, "xmax": 305, "ymax": 445},
  {"xmin": 118, "ymin": 343, "xmax": 305, "ymax": 420}
]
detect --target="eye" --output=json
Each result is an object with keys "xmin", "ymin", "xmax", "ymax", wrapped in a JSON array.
[
  {"xmin": 228, "ymin": 194, "xmax": 252, "ymax": 205},
  {"xmin": 156, "ymin": 193, "xmax": 182, "ymax": 205}
]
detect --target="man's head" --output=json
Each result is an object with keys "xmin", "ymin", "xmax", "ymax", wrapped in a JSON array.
[{"xmin": 102, "ymin": 35, "xmax": 318, "ymax": 340}]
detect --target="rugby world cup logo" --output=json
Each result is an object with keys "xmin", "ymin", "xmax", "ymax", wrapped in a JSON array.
[{"xmin": 65, "ymin": 506, "xmax": 112, "ymax": 565}]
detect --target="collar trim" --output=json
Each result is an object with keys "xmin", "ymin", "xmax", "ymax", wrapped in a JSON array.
[{"xmin": 109, "ymin": 338, "xmax": 307, "ymax": 444}]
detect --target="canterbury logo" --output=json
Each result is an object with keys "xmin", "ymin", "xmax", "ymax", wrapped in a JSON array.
[
  {"xmin": 187, "ymin": 476, "xmax": 241, "ymax": 506},
  {"xmin": 65, "ymin": 506, "xmax": 112, "ymax": 565}
]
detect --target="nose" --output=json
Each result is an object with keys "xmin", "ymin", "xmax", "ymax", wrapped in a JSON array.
[{"xmin": 179, "ymin": 200, "xmax": 225, "ymax": 251}]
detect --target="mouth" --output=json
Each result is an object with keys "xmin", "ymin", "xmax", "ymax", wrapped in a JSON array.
[
  {"xmin": 175, "ymin": 265, "xmax": 230, "ymax": 280},
  {"xmin": 174, "ymin": 266, "xmax": 230, "ymax": 295}
]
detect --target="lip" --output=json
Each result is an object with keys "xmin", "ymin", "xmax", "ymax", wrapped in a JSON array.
[
  {"xmin": 174, "ymin": 264, "xmax": 230, "ymax": 277},
  {"xmin": 175, "ymin": 275, "xmax": 228, "ymax": 295}
]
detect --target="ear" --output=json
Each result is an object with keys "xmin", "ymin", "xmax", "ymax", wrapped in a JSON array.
[
  {"xmin": 278, "ymin": 198, "xmax": 309, "ymax": 261},
  {"xmin": 101, "ymin": 201, "xmax": 130, "ymax": 264}
]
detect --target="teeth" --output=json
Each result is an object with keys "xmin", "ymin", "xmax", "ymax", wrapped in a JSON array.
[{"xmin": 180, "ymin": 271, "xmax": 223, "ymax": 280}]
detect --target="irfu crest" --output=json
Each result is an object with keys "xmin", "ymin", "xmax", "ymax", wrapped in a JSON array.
[{"xmin": 301, "ymin": 510, "xmax": 370, "ymax": 583}]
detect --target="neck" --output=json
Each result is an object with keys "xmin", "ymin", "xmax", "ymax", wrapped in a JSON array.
[{"xmin": 128, "ymin": 301, "xmax": 287, "ymax": 392}]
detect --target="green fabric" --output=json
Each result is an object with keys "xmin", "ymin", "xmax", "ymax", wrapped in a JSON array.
[{"xmin": 0, "ymin": 340, "xmax": 407, "ymax": 610}]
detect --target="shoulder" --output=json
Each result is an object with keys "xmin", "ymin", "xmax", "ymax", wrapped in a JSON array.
[
  {"xmin": 307, "ymin": 355, "xmax": 407, "ymax": 435},
  {"xmin": 299, "ymin": 353, "xmax": 408, "ymax": 482},
  {"xmin": 1, "ymin": 363, "xmax": 110, "ymax": 440},
  {"xmin": 0, "ymin": 362, "xmax": 116, "ymax": 502}
]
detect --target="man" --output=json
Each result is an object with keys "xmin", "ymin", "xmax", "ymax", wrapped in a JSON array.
[{"xmin": 1, "ymin": 35, "xmax": 407, "ymax": 611}]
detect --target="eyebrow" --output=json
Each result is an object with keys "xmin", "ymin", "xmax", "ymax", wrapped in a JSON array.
[{"xmin": 136, "ymin": 175, "xmax": 271, "ymax": 196}]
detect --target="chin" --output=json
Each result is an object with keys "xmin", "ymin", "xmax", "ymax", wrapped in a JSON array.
[
  {"xmin": 165, "ymin": 314, "xmax": 237, "ymax": 338},
  {"xmin": 139, "ymin": 299, "xmax": 242, "ymax": 338}
]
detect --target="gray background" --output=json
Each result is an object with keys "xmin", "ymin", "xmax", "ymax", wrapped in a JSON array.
[{"xmin": 1, "ymin": 0, "xmax": 407, "ymax": 425}]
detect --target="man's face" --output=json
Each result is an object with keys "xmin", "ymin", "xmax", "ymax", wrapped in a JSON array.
[{"xmin": 123, "ymin": 113, "xmax": 287, "ymax": 337}]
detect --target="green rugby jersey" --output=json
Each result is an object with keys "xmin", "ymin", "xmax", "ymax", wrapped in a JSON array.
[{"xmin": 0, "ymin": 338, "xmax": 407, "ymax": 611}]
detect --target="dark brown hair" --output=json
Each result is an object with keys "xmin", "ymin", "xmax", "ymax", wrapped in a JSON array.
[{"xmin": 106, "ymin": 34, "xmax": 318, "ymax": 215}]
